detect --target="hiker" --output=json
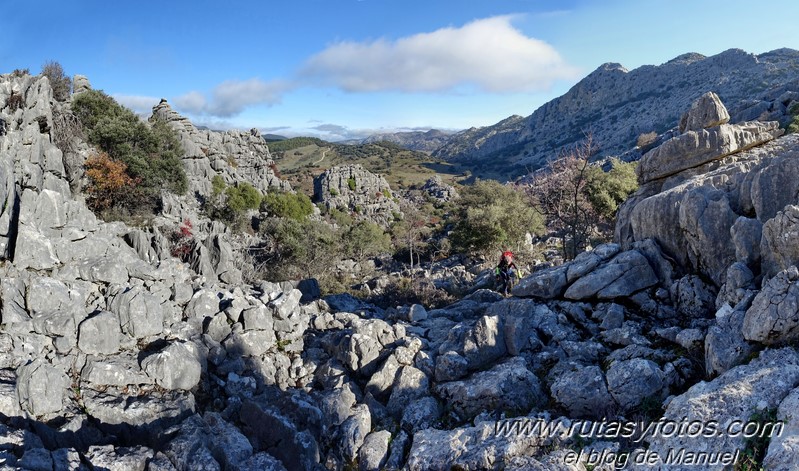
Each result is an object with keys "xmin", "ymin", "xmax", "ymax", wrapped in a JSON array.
[{"xmin": 495, "ymin": 250, "xmax": 520, "ymax": 296}]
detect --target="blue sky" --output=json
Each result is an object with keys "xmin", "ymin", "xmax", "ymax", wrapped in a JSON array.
[{"xmin": 2, "ymin": 0, "xmax": 798, "ymax": 141}]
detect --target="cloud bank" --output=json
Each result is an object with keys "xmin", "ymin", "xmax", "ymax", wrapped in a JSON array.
[
  {"xmin": 171, "ymin": 16, "xmax": 576, "ymax": 118},
  {"xmin": 174, "ymin": 79, "xmax": 292, "ymax": 117},
  {"xmin": 300, "ymin": 15, "xmax": 578, "ymax": 93}
]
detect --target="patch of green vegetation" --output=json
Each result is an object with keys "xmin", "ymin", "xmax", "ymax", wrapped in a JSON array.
[
  {"xmin": 786, "ymin": 103, "xmax": 799, "ymax": 134},
  {"xmin": 262, "ymin": 191, "xmax": 314, "ymax": 221},
  {"xmin": 267, "ymin": 137, "xmax": 328, "ymax": 152},
  {"xmin": 347, "ymin": 177, "xmax": 356, "ymax": 191},
  {"xmin": 72, "ymin": 89, "xmax": 188, "ymax": 212},
  {"xmin": 735, "ymin": 408, "xmax": 779, "ymax": 471}
]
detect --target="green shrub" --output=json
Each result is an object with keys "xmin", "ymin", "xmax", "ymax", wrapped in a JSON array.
[
  {"xmin": 344, "ymin": 220, "xmax": 391, "ymax": 260},
  {"xmin": 450, "ymin": 180, "xmax": 544, "ymax": 257},
  {"xmin": 259, "ymin": 217, "xmax": 341, "ymax": 281},
  {"xmin": 586, "ymin": 159, "xmax": 639, "ymax": 221},
  {"xmin": 72, "ymin": 89, "xmax": 187, "ymax": 212},
  {"xmin": 787, "ymin": 103, "xmax": 799, "ymax": 134},
  {"xmin": 226, "ymin": 182, "xmax": 262, "ymax": 214},
  {"xmin": 262, "ymin": 191, "xmax": 314, "ymax": 221},
  {"xmin": 347, "ymin": 177, "xmax": 356, "ymax": 191}
]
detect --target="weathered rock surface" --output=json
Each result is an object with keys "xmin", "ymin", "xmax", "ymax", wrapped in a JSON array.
[
  {"xmin": 742, "ymin": 266, "xmax": 799, "ymax": 344},
  {"xmin": 313, "ymin": 164, "xmax": 400, "ymax": 226}
]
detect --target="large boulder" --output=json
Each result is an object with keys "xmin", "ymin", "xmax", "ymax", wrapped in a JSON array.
[
  {"xmin": 140, "ymin": 342, "xmax": 202, "ymax": 390},
  {"xmin": 760, "ymin": 205, "xmax": 799, "ymax": 279},
  {"xmin": 550, "ymin": 365, "xmax": 615, "ymax": 418},
  {"xmin": 636, "ymin": 120, "xmax": 782, "ymax": 184},
  {"xmin": 742, "ymin": 266, "xmax": 799, "ymax": 344},
  {"xmin": 16, "ymin": 359, "xmax": 69, "ymax": 416},
  {"xmin": 435, "ymin": 357, "xmax": 544, "ymax": 421},
  {"xmin": 678, "ymin": 91, "xmax": 730, "ymax": 133},
  {"xmin": 642, "ymin": 348, "xmax": 799, "ymax": 470},
  {"xmin": 563, "ymin": 250, "xmax": 658, "ymax": 300},
  {"xmin": 605, "ymin": 358, "xmax": 668, "ymax": 412}
]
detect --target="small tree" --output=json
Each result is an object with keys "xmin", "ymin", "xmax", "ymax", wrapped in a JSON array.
[
  {"xmin": 345, "ymin": 220, "xmax": 391, "ymax": 261},
  {"xmin": 450, "ymin": 180, "xmax": 544, "ymax": 259},
  {"xmin": 528, "ymin": 138, "xmax": 597, "ymax": 260},
  {"xmin": 41, "ymin": 61, "xmax": 72, "ymax": 101}
]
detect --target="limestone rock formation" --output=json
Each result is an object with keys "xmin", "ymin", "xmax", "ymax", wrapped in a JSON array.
[
  {"xmin": 314, "ymin": 164, "xmax": 400, "ymax": 226},
  {"xmin": 150, "ymin": 100, "xmax": 290, "ymax": 197}
]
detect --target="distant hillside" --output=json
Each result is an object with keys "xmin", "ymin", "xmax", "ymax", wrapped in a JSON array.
[
  {"xmin": 434, "ymin": 48, "xmax": 799, "ymax": 179},
  {"xmin": 360, "ymin": 129, "xmax": 455, "ymax": 153},
  {"xmin": 269, "ymin": 138, "xmax": 463, "ymax": 194}
]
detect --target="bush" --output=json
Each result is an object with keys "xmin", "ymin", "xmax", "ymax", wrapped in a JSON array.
[
  {"xmin": 206, "ymin": 177, "xmax": 262, "ymax": 231},
  {"xmin": 84, "ymin": 152, "xmax": 138, "ymax": 212},
  {"xmin": 636, "ymin": 131, "xmax": 658, "ymax": 152},
  {"xmin": 787, "ymin": 103, "xmax": 799, "ymax": 134},
  {"xmin": 72, "ymin": 89, "xmax": 187, "ymax": 212},
  {"xmin": 41, "ymin": 61, "xmax": 72, "ymax": 101},
  {"xmin": 450, "ymin": 180, "xmax": 544, "ymax": 258},
  {"xmin": 586, "ymin": 159, "xmax": 639, "ymax": 221},
  {"xmin": 376, "ymin": 277, "xmax": 454, "ymax": 309},
  {"xmin": 259, "ymin": 217, "xmax": 341, "ymax": 281},
  {"xmin": 262, "ymin": 191, "xmax": 314, "ymax": 221},
  {"xmin": 347, "ymin": 177, "xmax": 356, "ymax": 191},
  {"xmin": 226, "ymin": 182, "xmax": 262, "ymax": 214},
  {"xmin": 344, "ymin": 220, "xmax": 391, "ymax": 260},
  {"xmin": 169, "ymin": 218, "xmax": 194, "ymax": 260}
]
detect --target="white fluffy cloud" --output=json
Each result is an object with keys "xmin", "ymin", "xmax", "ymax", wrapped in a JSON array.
[
  {"xmin": 299, "ymin": 16, "xmax": 578, "ymax": 92},
  {"xmin": 174, "ymin": 79, "xmax": 292, "ymax": 117},
  {"xmin": 112, "ymin": 94, "xmax": 161, "ymax": 115}
]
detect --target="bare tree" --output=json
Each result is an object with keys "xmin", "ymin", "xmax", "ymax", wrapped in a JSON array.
[{"xmin": 527, "ymin": 136, "xmax": 599, "ymax": 260}]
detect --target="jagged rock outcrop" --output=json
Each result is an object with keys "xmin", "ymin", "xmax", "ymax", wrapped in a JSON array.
[
  {"xmin": 313, "ymin": 164, "xmax": 400, "ymax": 226},
  {"xmin": 150, "ymin": 100, "xmax": 290, "ymax": 197},
  {"xmin": 616, "ymin": 95, "xmax": 799, "ymax": 287},
  {"xmin": 420, "ymin": 175, "xmax": 459, "ymax": 202}
]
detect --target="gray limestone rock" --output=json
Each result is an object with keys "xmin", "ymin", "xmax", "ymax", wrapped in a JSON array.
[
  {"xmin": 550, "ymin": 365, "xmax": 615, "ymax": 419},
  {"xmin": 731, "ymin": 216, "xmax": 763, "ymax": 268},
  {"xmin": 564, "ymin": 250, "xmax": 658, "ymax": 300},
  {"xmin": 314, "ymin": 164, "xmax": 400, "ymax": 226},
  {"xmin": 761, "ymin": 205, "xmax": 799, "ymax": 279},
  {"xmin": 16, "ymin": 359, "xmax": 69, "ymax": 416},
  {"xmin": 108, "ymin": 286, "xmax": 164, "ymax": 339},
  {"xmin": 85, "ymin": 445, "xmax": 153, "ymax": 471},
  {"xmin": 77, "ymin": 311, "xmax": 121, "ymax": 355},
  {"xmin": 671, "ymin": 275, "xmax": 717, "ymax": 318},
  {"xmin": 401, "ymin": 396, "xmax": 442, "ymax": 433},
  {"xmin": 358, "ymin": 430, "xmax": 392, "ymax": 471},
  {"xmin": 637, "ymin": 120, "xmax": 783, "ymax": 183},
  {"xmin": 705, "ymin": 306, "xmax": 755, "ymax": 377},
  {"xmin": 435, "ymin": 357, "xmax": 544, "ymax": 421},
  {"xmin": 642, "ymin": 348, "xmax": 799, "ymax": 470},
  {"xmin": 678, "ymin": 91, "xmax": 730, "ymax": 133},
  {"xmin": 81, "ymin": 355, "xmax": 151, "ymax": 388},
  {"xmin": 513, "ymin": 264, "xmax": 568, "ymax": 299},
  {"xmin": 463, "ymin": 315, "xmax": 507, "ymax": 370},
  {"xmin": 141, "ymin": 342, "xmax": 202, "ymax": 390},
  {"xmin": 763, "ymin": 386, "xmax": 799, "ymax": 470},
  {"xmin": 606, "ymin": 358, "xmax": 667, "ymax": 412},
  {"xmin": 742, "ymin": 266, "xmax": 799, "ymax": 344}
]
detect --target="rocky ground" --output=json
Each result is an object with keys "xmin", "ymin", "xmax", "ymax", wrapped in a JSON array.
[{"xmin": 1, "ymin": 73, "xmax": 799, "ymax": 471}]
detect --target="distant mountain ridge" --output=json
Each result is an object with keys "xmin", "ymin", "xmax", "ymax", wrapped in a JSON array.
[
  {"xmin": 433, "ymin": 48, "xmax": 799, "ymax": 178},
  {"xmin": 360, "ymin": 129, "xmax": 455, "ymax": 153}
]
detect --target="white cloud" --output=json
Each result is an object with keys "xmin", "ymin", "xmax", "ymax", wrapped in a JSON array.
[
  {"xmin": 299, "ymin": 15, "xmax": 578, "ymax": 93},
  {"xmin": 112, "ymin": 94, "xmax": 161, "ymax": 115},
  {"xmin": 174, "ymin": 79, "xmax": 292, "ymax": 117}
]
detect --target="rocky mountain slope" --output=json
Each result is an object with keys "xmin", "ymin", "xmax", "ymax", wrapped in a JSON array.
[
  {"xmin": 434, "ymin": 48, "xmax": 799, "ymax": 179},
  {"xmin": 3, "ymin": 70, "xmax": 799, "ymax": 471},
  {"xmin": 360, "ymin": 129, "xmax": 454, "ymax": 153}
]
